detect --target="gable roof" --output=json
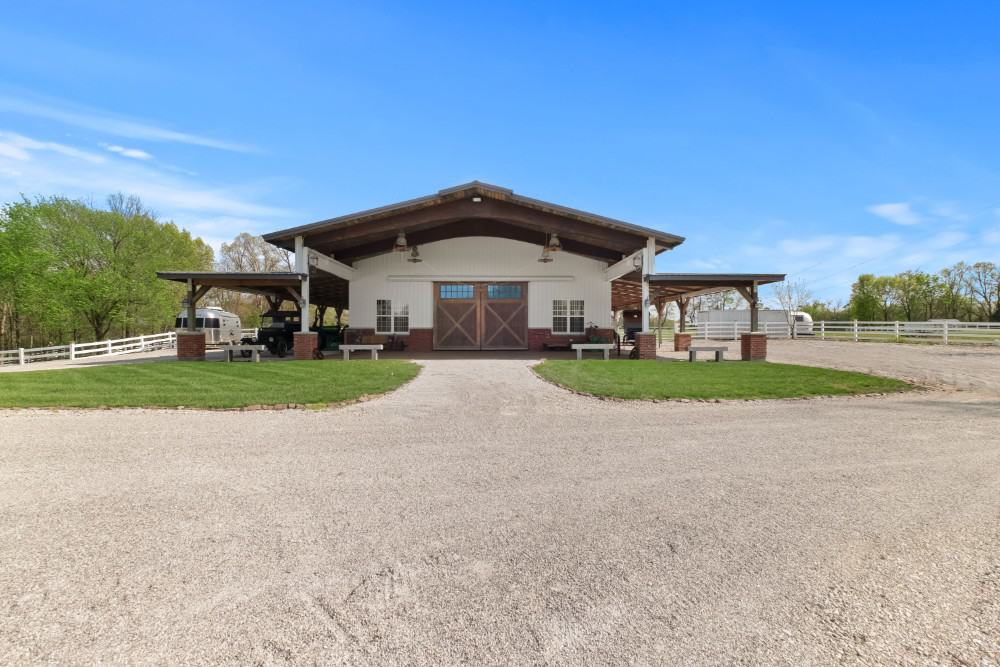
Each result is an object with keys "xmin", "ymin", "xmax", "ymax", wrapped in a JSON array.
[{"xmin": 263, "ymin": 181, "xmax": 685, "ymax": 264}]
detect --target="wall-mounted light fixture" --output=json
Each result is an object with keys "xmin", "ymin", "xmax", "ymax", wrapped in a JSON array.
[
  {"xmin": 543, "ymin": 233, "xmax": 562, "ymax": 253},
  {"xmin": 407, "ymin": 246, "xmax": 422, "ymax": 263}
]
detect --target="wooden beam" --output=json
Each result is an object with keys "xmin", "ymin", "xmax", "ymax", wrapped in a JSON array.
[
  {"xmin": 191, "ymin": 284, "xmax": 212, "ymax": 303},
  {"xmin": 604, "ymin": 250, "xmax": 644, "ymax": 282},
  {"xmin": 307, "ymin": 248, "xmax": 356, "ymax": 281},
  {"xmin": 734, "ymin": 286, "xmax": 754, "ymax": 303}
]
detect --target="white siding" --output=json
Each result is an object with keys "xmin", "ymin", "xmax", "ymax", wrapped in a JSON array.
[{"xmin": 348, "ymin": 237, "xmax": 612, "ymax": 330}]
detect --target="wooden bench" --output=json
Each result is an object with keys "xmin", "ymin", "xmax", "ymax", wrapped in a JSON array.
[
  {"xmin": 688, "ymin": 345, "xmax": 727, "ymax": 362},
  {"xmin": 340, "ymin": 344, "xmax": 383, "ymax": 360},
  {"xmin": 221, "ymin": 343, "xmax": 266, "ymax": 362},
  {"xmin": 571, "ymin": 343, "xmax": 615, "ymax": 360}
]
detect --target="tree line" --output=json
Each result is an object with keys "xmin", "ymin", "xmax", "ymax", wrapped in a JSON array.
[
  {"xmin": 802, "ymin": 262, "xmax": 1000, "ymax": 322},
  {"xmin": 0, "ymin": 195, "xmax": 212, "ymax": 349}
]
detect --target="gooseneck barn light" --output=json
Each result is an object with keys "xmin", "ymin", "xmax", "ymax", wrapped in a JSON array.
[
  {"xmin": 393, "ymin": 231, "xmax": 408, "ymax": 252},
  {"xmin": 543, "ymin": 233, "xmax": 562, "ymax": 253}
]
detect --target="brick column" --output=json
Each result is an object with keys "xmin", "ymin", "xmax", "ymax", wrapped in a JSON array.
[
  {"xmin": 406, "ymin": 329, "xmax": 433, "ymax": 353},
  {"xmin": 741, "ymin": 332, "xmax": 768, "ymax": 361},
  {"xmin": 176, "ymin": 331, "xmax": 206, "ymax": 361},
  {"xmin": 673, "ymin": 333, "xmax": 692, "ymax": 352},
  {"xmin": 635, "ymin": 332, "xmax": 657, "ymax": 360},
  {"xmin": 293, "ymin": 332, "xmax": 319, "ymax": 360}
]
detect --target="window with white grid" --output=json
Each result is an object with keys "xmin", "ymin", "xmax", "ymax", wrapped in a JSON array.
[
  {"xmin": 376, "ymin": 299, "xmax": 410, "ymax": 334},
  {"xmin": 552, "ymin": 299, "xmax": 585, "ymax": 334},
  {"xmin": 393, "ymin": 303, "xmax": 409, "ymax": 334}
]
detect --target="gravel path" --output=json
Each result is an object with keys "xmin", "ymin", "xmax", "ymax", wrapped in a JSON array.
[{"xmin": 1, "ymin": 345, "xmax": 999, "ymax": 664}]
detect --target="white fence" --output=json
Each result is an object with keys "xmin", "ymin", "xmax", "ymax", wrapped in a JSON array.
[
  {"xmin": 688, "ymin": 321, "xmax": 794, "ymax": 340},
  {"xmin": 0, "ymin": 331, "xmax": 177, "ymax": 366},
  {"xmin": 688, "ymin": 320, "xmax": 1000, "ymax": 345}
]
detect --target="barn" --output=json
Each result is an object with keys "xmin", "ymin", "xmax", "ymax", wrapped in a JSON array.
[{"xmin": 159, "ymin": 182, "xmax": 783, "ymax": 359}]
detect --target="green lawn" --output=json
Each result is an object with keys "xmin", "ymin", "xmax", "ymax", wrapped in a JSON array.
[
  {"xmin": 533, "ymin": 360, "xmax": 910, "ymax": 400},
  {"xmin": 0, "ymin": 360, "xmax": 420, "ymax": 409}
]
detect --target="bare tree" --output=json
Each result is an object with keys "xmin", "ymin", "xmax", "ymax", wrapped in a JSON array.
[
  {"xmin": 965, "ymin": 262, "xmax": 999, "ymax": 321},
  {"xmin": 772, "ymin": 279, "xmax": 812, "ymax": 338},
  {"xmin": 215, "ymin": 233, "xmax": 293, "ymax": 326}
]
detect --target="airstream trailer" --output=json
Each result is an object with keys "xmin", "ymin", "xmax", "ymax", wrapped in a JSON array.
[{"xmin": 175, "ymin": 307, "xmax": 242, "ymax": 344}]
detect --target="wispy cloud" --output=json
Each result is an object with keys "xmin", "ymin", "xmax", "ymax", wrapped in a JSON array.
[
  {"xmin": 0, "ymin": 130, "xmax": 288, "ymax": 253},
  {"xmin": 778, "ymin": 236, "xmax": 837, "ymax": 255},
  {"xmin": 0, "ymin": 96, "xmax": 255, "ymax": 153},
  {"xmin": 0, "ymin": 130, "xmax": 106, "ymax": 164},
  {"xmin": 867, "ymin": 202, "xmax": 921, "ymax": 226},
  {"xmin": 102, "ymin": 143, "xmax": 153, "ymax": 160}
]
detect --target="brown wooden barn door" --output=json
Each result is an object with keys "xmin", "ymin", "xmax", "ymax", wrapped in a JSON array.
[
  {"xmin": 481, "ymin": 283, "xmax": 527, "ymax": 350},
  {"xmin": 434, "ymin": 283, "xmax": 480, "ymax": 350}
]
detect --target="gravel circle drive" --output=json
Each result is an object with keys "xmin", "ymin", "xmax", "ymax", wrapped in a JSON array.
[{"xmin": 1, "ymin": 341, "xmax": 998, "ymax": 665}]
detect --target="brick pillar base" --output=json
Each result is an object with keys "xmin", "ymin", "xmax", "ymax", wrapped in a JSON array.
[
  {"xmin": 406, "ymin": 329, "xmax": 434, "ymax": 353},
  {"xmin": 176, "ymin": 331, "xmax": 206, "ymax": 361},
  {"xmin": 635, "ymin": 332, "xmax": 657, "ymax": 360},
  {"xmin": 673, "ymin": 332, "xmax": 692, "ymax": 352},
  {"xmin": 293, "ymin": 332, "xmax": 319, "ymax": 360},
  {"xmin": 741, "ymin": 332, "xmax": 768, "ymax": 361}
]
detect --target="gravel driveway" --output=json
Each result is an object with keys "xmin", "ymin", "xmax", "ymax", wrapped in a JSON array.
[{"xmin": 1, "ymin": 343, "xmax": 998, "ymax": 665}]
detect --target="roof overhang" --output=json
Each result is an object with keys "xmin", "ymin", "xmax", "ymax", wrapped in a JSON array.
[
  {"xmin": 262, "ymin": 181, "xmax": 685, "ymax": 264},
  {"xmin": 156, "ymin": 271, "xmax": 347, "ymax": 310},
  {"xmin": 612, "ymin": 272, "xmax": 785, "ymax": 310}
]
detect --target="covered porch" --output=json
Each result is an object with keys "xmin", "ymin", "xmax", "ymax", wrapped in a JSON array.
[
  {"xmin": 610, "ymin": 272, "xmax": 785, "ymax": 359},
  {"xmin": 157, "ymin": 265, "xmax": 350, "ymax": 360}
]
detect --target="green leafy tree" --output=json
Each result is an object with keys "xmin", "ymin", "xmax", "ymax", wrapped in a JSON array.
[
  {"xmin": 0, "ymin": 195, "xmax": 212, "ymax": 345},
  {"xmin": 848, "ymin": 274, "xmax": 881, "ymax": 320}
]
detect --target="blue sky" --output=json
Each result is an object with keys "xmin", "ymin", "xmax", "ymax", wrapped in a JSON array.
[{"xmin": 1, "ymin": 1, "xmax": 999, "ymax": 302}]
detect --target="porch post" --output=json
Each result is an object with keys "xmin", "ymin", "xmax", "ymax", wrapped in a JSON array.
[
  {"xmin": 741, "ymin": 281, "xmax": 767, "ymax": 361},
  {"xmin": 178, "ymin": 278, "xmax": 206, "ymax": 361},
  {"xmin": 633, "ymin": 237, "xmax": 658, "ymax": 360},
  {"xmin": 641, "ymin": 236, "xmax": 654, "ymax": 332},
  {"xmin": 186, "ymin": 279, "xmax": 197, "ymax": 331},
  {"xmin": 293, "ymin": 235, "xmax": 319, "ymax": 360},
  {"xmin": 294, "ymin": 236, "xmax": 310, "ymax": 333},
  {"xmin": 673, "ymin": 297, "xmax": 692, "ymax": 353}
]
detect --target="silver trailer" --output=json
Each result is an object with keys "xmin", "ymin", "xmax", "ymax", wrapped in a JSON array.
[{"xmin": 175, "ymin": 307, "xmax": 242, "ymax": 344}]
